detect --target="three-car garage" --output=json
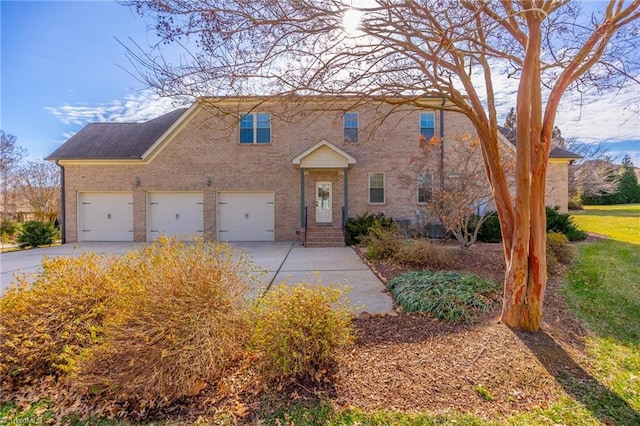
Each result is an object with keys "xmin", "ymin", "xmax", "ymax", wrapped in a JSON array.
[{"xmin": 77, "ymin": 191, "xmax": 275, "ymax": 242}]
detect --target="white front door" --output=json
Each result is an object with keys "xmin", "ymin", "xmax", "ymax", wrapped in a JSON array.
[{"xmin": 315, "ymin": 182, "xmax": 332, "ymax": 223}]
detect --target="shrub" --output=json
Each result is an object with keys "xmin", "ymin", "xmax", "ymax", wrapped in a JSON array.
[
  {"xmin": 546, "ymin": 206, "xmax": 587, "ymax": 241},
  {"xmin": 568, "ymin": 196, "xmax": 583, "ymax": 211},
  {"xmin": 345, "ymin": 212, "xmax": 395, "ymax": 245},
  {"xmin": 392, "ymin": 239, "xmax": 455, "ymax": 269},
  {"xmin": 0, "ymin": 253, "xmax": 121, "ymax": 383},
  {"xmin": 476, "ymin": 208, "xmax": 588, "ymax": 242},
  {"xmin": 546, "ymin": 231, "xmax": 577, "ymax": 276},
  {"xmin": 251, "ymin": 282, "xmax": 354, "ymax": 385},
  {"xmin": 475, "ymin": 212, "xmax": 502, "ymax": 243},
  {"xmin": 387, "ymin": 271, "xmax": 500, "ymax": 324},
  {"xmin": 16, "ymin": 221, "xmax": 58, "ymax": 248},
  {"xmin": 77, "ymin": 239, "xmax": 254, "ymax": 406},
  {"xmin": 1, "ymin": 219, "xmax": 18, "ymax": 240},
  {"xmin": 360, "ymin": 223, "xmax": 401, "ymax": 260}
]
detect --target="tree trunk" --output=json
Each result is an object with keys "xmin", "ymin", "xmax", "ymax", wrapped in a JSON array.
[{"xmin": 498, "ymin": 6, "xmax": 547, "ymax": 332}]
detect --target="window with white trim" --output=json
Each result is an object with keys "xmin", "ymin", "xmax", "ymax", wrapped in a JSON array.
[
  {"xmin": 369, "ymin": 172, "xmax": 385, "ymax": 204},
  {"xmin": 344, "ymin": 112, "xmax": 358, "ymax": 142},
  {"xmin": 420, "ymin": 112, "xmax": 435, "ymax": 142},
  {"xmin": 240, "ymin": 113, "xmax": 271, "ymax": 144},
  {"xmin": 417, "ymin": 173, "xmax": 433, "ymax": 204}
]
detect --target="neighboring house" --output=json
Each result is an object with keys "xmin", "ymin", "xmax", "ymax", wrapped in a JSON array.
[
  {"xmin": 47, "ymin": 97, "xmax": 578, "ymax": 245},
  {"xmin": 0, "ymin": 191, "xmax": 36, "ymax": 222},
  {"xmin": 498, "ymin": 126, "xmax": 581, "ymax": 212}
]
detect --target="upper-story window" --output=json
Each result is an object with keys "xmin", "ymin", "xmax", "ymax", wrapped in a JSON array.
[
  {"xmin": 420, "ymin": 112, "xmax": 435, "ymax": 142},
  {"xmin": 344, "ymin": 112, "xmax": 359, "ymax": 143},
  {"xmin": 240, "ymin": 113, "xmax": 271, "ymax": 144},
  {"xmin": 417, "ymin": 173, "xmax": 433, "ymax": 204},
  {"xmin": 369, "ymin": 172, "xmax": 385, "ymax": 204}
]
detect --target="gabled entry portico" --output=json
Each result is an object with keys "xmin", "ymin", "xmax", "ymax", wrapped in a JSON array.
[{"xmin": 292, "ymin": 140, "xmax": 356, "ymax": 246}]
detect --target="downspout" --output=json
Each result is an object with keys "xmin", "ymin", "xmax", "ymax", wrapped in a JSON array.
[
  {"xmin": 55, "ymin": 160, "xmax": 66, "ymax": 244},
  {"xmin": 439, "ymin": 99, "xmax": 445, "ymax": 190}
]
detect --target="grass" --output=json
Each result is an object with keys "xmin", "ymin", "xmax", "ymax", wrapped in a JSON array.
[
  {"xmin": 2, "ymin": 205, "xmax": 639, "ymax": 425},
  {"xmin": 570, "ymin": 204, "xmax": 640, "ymax": 245},
  {"xmin": 561, "ymin": 204, "xmax": 640, "ymax": 422}
]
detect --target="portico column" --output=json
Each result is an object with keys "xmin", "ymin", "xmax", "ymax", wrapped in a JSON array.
[
  {"xmin": 300, "ymin": 168, "xmax": 305, "ymax": 227},
  {"xmin": 343, "ymin": 167, "xmax": 349, "ymax": 225}
]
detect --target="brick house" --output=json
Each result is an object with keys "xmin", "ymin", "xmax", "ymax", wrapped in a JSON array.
[{"xmin": 47, "ymin": 97, "xmax": 578, "ymax": 245}]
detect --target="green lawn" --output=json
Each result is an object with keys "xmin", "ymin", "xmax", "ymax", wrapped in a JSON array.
[{"xmin": 570, "ymin": 204, "xmax": 640, "ymax": 245}]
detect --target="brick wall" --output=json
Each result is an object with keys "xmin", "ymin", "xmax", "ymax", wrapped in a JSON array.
[{"xmin": 60, "ymin": 98, "xmax": 568, "ymax": 242}]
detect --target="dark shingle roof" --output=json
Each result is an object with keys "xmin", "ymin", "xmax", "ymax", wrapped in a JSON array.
[
  {"xmin": 497, "ymin": 125, "xmax": 582, "ymax": 159},
  {"xmin": 46, "ymin": 108, "xmax": 188, "ymax": 160}
]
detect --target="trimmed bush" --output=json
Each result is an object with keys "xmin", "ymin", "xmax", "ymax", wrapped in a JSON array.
[
  {"xmin": 0, "ymin": 253, "xmax": 120, "ymax": 382},
  {"xmin": 251, "ymin": 282, "xmax": 354, "ymax": 385},
  {"xmin": 345, "ymin": 212, "xmax": 395, "ymax": 245},
  {"xmin": 546, "ymin": 231, "xmax": 576, "ymax": 278},
  {"xmin": 475, "ymin": 208, "xmax": 587, "ymax": 242},
  {"xmin": 393, "ymin": 239, "xmax": 455, "ymax": 269},
  {"xmin": 77, "ymin": 239, "xmax": 254, "ymax": 405},
  {"xmin": 16, "ymin": 221, "xmax": 58, "ymax": 248},
  {"xmin": 387, "ymin": 271, "xmax": 500, "ymax": 324},
  {"xmin": 361, "ymin": 223, "xmax": 401, "ymax": 260},
  {"xmin": 475, "ymin": 212, "xmax": 502, "ymax": 243},
  {"xmin": 546, "ymin": 206, "xmax": 587, "ymax": 241},
  {"xmin": 1, "ymin": 219, "xmax": 18, "ymax": 241}
]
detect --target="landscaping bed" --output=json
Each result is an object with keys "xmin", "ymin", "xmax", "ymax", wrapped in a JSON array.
[{"xmin": 327, "ymin": 242, "xmax": 590, "ymax": 419}]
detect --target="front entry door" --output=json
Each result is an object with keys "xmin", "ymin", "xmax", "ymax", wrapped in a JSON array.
[{"xmin": 315, "ymin": 182, "xmax": 332, "ymax": 223}]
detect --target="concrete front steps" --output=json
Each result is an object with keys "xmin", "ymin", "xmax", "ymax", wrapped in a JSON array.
[{"xmin": 305, "ymin": 225, "xmax": 346, "ymax": 247}]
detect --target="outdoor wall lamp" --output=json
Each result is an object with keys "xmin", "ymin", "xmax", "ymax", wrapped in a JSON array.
[
  {"xmin": 205, "ymin": 177, "xmax": 213, "ymax": 186},
  {"xmin": 133, "ymin": 176, "xmax": 141, "ymax": 187}
]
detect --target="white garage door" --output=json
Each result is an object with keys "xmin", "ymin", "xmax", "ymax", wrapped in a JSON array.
[
  {"xmin": 217, "ymin": 192, "xmax": 275, "ymax": 241},
  {"xmin": 148, "ymin": 192, "xmax": 204, "ymax": 241},
  {"xmin": 78, "ymin": 192, "xmax": 133, "ymax": 241}
]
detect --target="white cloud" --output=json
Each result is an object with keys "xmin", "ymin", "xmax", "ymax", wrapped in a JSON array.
[
  {"xmin": 554, "ymin": 88, "xmax": 640, "ymax": 144},
  {"xmin": 46, "ymin": 90, "xmax": 188, "ymax": 126}
]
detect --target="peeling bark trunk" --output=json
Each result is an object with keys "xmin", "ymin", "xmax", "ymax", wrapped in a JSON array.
[{"xmin": 498, "ymin": 6, "xmax": 547, "ymax": 331}]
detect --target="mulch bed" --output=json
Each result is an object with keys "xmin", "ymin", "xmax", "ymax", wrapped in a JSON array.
[{"xmin": 327, "ymin": 242, "xmax": 591, "ymax": 419}]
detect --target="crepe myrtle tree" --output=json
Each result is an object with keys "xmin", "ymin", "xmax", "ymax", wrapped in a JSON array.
[{"xmin": 122, "ymin": 0, "xmax": 640, "ymax": 331}]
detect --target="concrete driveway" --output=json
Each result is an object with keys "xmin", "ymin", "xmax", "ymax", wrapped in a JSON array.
[{"xmin": 1, "ymin": 241, "xmax": 393, "ymax": 315}]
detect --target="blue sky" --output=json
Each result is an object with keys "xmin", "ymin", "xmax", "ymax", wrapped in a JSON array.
[{"xmin": 1, "ymin": 0, "xmax": 639, "ymax": 164}]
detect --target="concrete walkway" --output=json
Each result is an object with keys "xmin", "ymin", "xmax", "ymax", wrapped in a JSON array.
[{"xmin": 1, "ymin": 241, "xmax": 394, "ymax": 315}]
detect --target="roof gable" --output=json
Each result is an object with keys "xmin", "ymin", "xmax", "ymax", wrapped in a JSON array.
[
  {"xmin": 292, "ymin": 139, "xmax": 357, "ymax": 168},
  {"xmin": 497, "ymin": 125, "xmax": 582, "ymax": 160},
  {"xmin": 46, "ymin": 108, "xmax": 188, "ymax": 161}
]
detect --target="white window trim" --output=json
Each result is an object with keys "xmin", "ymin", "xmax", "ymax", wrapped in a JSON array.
[
  {"xmin": 240, "ymin": 112, "xmax": 271, "ymax": 144},
  {"xmin": 344, "ymin": 112, "xmax": 359, "ymax": 143},
  {"xmin": 419, "ymin": 111, "xmax": 436, "ymax": 141},
  {"xmin": 368, "ymin": 172, "xmax": 385, "ymax": 204}
]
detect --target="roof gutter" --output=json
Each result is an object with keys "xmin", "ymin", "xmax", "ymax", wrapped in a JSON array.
[{"xmin": 55, "ymin": 160, "xmax": 66, "ymax": 244}]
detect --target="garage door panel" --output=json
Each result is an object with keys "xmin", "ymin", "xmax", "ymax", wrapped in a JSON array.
[
  {"xmin": 218, "ymin": 192, "xmax": 274, "ymax": 241},
  {"xmin": 79, "ymin": 192, "xmax": 133, "ymax": 241},
  {"xmin": 148, "ymin": 192, "xmax": 204, "ymax": 241}
]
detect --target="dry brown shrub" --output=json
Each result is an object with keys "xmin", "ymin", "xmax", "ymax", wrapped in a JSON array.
[
  {"xmin": 76, "ymin": 238, "xmax": 256, "ymax": 407},
  {"xmin": 0, "ymin": 253, "xmax": 120, "ymax": 383},
  {"xmin": 251, "ymin": 282, "xmax": 354, "ymax": 385},
  {"xmin": 393, "ymin": 239, "xmax": 455, "ymax": 269}
]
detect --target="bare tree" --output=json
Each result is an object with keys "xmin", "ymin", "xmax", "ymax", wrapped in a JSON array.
[
  {"xmin": 123, "ymin": 0, "xmax": 640, "ymax": 331},
  {"xmin": 565, "ymin": 140, "xmax": 618, "ymax": 201},
  {"xmin": 0, "ymin": 130, "xmax": 27, "ymax": 220},
  {"xmin": 409, "ymin": 134, "xmax": 513, "ymax": 250},
  {"xmin": 14, "ymin": 160, "xmax": 60, "ymax": 223}
]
